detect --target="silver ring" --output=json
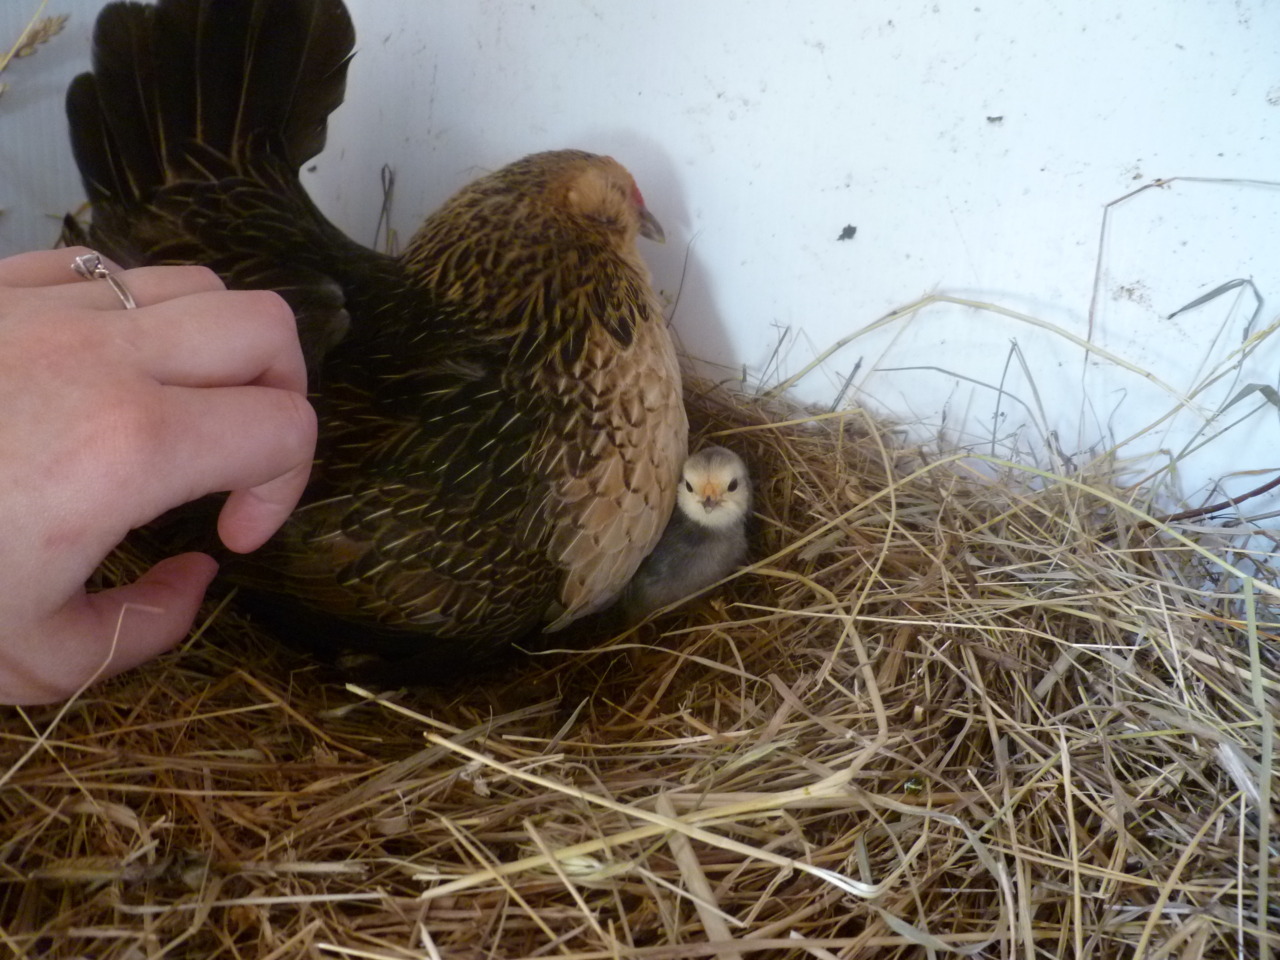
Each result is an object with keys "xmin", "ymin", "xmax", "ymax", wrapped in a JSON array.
[{"xmin": 71, "ymin": 251, "xmax": 137, "ymax": 310}]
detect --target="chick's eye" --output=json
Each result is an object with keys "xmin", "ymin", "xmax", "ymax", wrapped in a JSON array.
[
  {"xmin": 727, "ymin": 479, "xmax": 739, "ymax": 492},
  {"xmin": 684, "ymin": 480, "xmax": 694, "ymax": 492}
]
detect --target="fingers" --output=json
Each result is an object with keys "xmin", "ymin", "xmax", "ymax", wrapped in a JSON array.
[
  {"xmin": 0, "ymin": 250, "xmax": 302, "ymax": 393},
  {"xmin": 7, "ymin": 262, "xmax": 228, "ymax": 312},
  {"xmin": 0, "ymin": 246, "xmax": 122, "ymax": 286},
  {"xmin": 219, "ymin": 461, "xmax": 315, "ymax": 553},
  {"xmin": 0, "ymin": 248, "xmax": 229, "ymax": 312},
  {"xmin": 126, "ymin": 384, "xmax": 317, "ymax": 542},
  {"xmin": 0, "ymin": 553, "xmax": 218, "ymax": 706},
  {"xmin": 44, "ymin": 264, "xmax": 227, "ymax": 311},
  {"xmin": 0, "ymin": 274, "xmax": 315, "ymax": 559},
  {"xmin": 125, "ymin": 289, "xmax": 307, "ymax": 393}
]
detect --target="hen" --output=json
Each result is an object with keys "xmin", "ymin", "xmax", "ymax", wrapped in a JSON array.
[{"xmin": 65, "ymin": 0, "xmax": 688, "ymax": 655}]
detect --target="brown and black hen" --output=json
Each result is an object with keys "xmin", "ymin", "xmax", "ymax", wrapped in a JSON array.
[{"xmin": 65, "ymin": 0, "xmax": 688, "ymax": 662}]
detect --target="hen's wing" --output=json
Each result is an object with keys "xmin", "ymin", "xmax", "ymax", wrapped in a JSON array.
[{"xmin": 235, "ymin": 343, "xmax": 563, "ymax": 641}]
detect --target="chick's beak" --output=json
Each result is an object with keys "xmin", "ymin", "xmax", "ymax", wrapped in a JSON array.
[
  {"xmin": 700, "ymin": 482, "xmax": 721, "ymax": 512},
  {"xmin": 638, "ymin": 205, "xmax": 665, "ymax": 243}
]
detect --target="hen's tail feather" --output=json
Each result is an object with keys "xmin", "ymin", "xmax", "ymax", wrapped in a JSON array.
[
  {"xmin": 68, "ymin": 7, "xmax": 158, "ymax": 203},
  {"xmin": 68, "ymin": 0, "xmax": 356, "ymax": 207},
  {"xmin": 66, "ymin": 71, "xmax": 134, "ymax": 206}
]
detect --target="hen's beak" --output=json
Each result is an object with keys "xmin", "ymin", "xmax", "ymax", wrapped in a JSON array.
[{"xmin": 639, "ymin": 206, "xmax": 665, "ymax": 243}]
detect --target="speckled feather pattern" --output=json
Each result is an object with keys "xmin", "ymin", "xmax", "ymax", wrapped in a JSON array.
[
  {"xmin": 65, "ymin": 1, "xmax": 688, "ymax": 648},
  {"xmin": 400, "ymin": 151, "xmax": 687, "ymax": 628}
]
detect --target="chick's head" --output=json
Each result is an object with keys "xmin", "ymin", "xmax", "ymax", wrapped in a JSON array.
[{"xmin": 677, "ymin": 446, "xmax": 751, "ymax": 531}]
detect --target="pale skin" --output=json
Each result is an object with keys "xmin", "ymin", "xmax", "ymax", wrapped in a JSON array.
[{"xmin": 0, "ymin": 248, "xmax": 317, "ymax": 705}]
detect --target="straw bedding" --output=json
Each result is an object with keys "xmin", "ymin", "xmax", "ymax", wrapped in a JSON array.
[{"xmin": 1, "ymin": 373, "xmax": 1277, "ymax": 959}]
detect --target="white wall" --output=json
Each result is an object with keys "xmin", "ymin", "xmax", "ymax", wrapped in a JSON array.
[{"xmin": 4, "ymin": 0, "xmax": 1279, "ymax": 509}]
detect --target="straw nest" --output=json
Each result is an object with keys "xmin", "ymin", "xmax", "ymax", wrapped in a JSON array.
[{"xmin": 2, "ymin": 369, "xmax": 1277, "ymax": 960}]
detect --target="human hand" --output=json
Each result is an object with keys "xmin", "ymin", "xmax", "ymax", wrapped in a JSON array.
[{"xmin": 0, "ymin": 247, "xmax": 317, "ymax": 705}]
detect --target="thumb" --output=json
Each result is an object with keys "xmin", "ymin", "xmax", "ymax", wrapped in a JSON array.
[{"xmin": 18, "ymin": 554, "xmax": 220, "ymax": 705}]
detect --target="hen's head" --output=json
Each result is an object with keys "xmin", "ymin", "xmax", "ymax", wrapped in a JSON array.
[
  {"xmin": 403, "ymin": 149, "xmax": 666, "ymax": 307},
  {"xmin": 555, "ymin": 153, "xmax": 664, "ymax": 247}
]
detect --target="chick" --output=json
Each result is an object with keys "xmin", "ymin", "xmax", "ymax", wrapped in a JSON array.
[
  {"xmin": 621, "ymin": 446, "xmax": 752, "ymax": 623},
  {"xmin": 65, "ymin": 0, "xmax": 687, "ymax": 658}
]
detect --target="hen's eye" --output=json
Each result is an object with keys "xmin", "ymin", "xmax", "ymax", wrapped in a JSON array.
[
  {"xmin": 684, "ymin": 480, "xmax": 694, "ymax": 492},
  {"xmin": 727, "ymin": 479, "xmax": 739, "ymax": 492}
]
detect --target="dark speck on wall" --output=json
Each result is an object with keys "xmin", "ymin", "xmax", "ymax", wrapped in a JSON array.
[
  {"xmin": 836, "ymin": 224, "xmax": 857, "ymax": 241},
  {"xmin": 986, "ymin": 115, "xmax": 1004, "ymax": 124}
]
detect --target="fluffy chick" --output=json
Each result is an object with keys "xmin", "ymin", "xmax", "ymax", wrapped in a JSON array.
[{"xmin": 621, "ymin": 446, "xmax": 751, "ymax": 623}]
